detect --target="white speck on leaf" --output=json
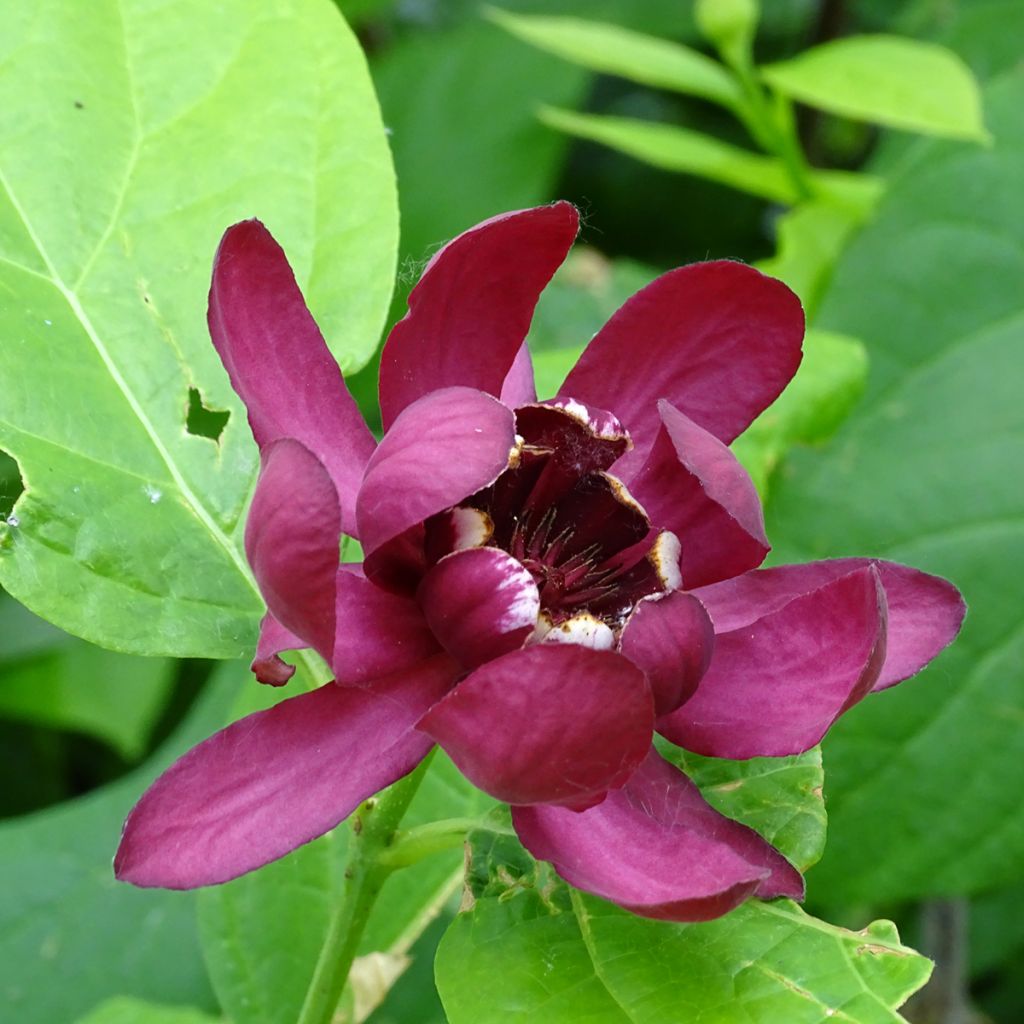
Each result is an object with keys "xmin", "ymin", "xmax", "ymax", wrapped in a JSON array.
[
  {"xmin": 143, "ymin": 484, "xmax": 163, "ymax": 504},
  {"xmin": 5, "ymin": 514, "xmax": 19, "ymax": 527}
]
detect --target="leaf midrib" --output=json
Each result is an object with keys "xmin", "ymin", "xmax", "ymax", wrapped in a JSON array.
[{"xmin": 0, "ymin": 163, "xmax": 260, "ymax": 600}]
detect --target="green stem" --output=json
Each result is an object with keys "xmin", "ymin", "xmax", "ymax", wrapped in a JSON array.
[{"xmin": 296, "ymin": 752, "xmax": 435, "ymax": 1024}]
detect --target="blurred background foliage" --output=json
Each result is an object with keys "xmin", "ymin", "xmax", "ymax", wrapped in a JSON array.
[{"xmin": 1, "ymin": 0, "xmax": 1022, "ymax": 1021}]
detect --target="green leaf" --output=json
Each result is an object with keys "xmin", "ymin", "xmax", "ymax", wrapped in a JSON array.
[
  {"xmin": 732, "ymin": 329, "xmax": 868, "ymax": 496},
  {"xmin": 0, "ymin": 0, "xmax": 398, "ymax": 658},
  {"xmin": 539, "ymin": 107, "xmax": 881, "ymax": 209},
  {"xmin": 764, "ymin": 69, "xmax": 1024, "ymax": 903},
  {"xmin": 540, "ymin": 106, "xmax": 801, "ymax": 203},
  {"xmin": 762, "ymin": 35, "xmax": 989, "ymax": 143},
  {"xmin": 0, "ymin": 665, "xmax": 245, "ymax": 1024},
  {"xmin": 0, "ymin": 625, "xmax": 173, "ymax": 761},
  {"xmin": 486, "ymin": 9, "xmax": 742, "ymax": 109},
  {"xmin": 659, "ymin": 741, "xmax": 826, "ymax": 872},
  {"xmin": 197, "ymin": 752, "xmax": 493, "ymax": 1024},
  {"xmin": 758, "ymin": 200, "xmax": 872, "ymax": 319},
  {"xmin": 437, "ymin": 885, "xmax": 931, "ymax": 1023},
  {"xmin": 74, "ymin": 997, "xmax": 220, "ymax": 1024}
]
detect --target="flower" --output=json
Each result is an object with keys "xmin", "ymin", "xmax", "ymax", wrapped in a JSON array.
[{"xmin": 115, "ymin": 204, "xmax": 965, "ymax": 921}]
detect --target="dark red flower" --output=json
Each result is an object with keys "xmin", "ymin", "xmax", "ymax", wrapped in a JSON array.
[{"xmin": 115, "ymin": 205, "xmax": 964, "ymax": 920}]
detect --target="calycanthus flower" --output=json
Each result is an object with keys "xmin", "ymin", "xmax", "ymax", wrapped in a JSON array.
[{"xmin": 115, "ymin": 203, "xmax": 965, "ymax": 922}]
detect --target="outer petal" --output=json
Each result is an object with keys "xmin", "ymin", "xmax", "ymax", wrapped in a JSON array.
[
  {"xmin": 513, "ymin": 749, "xmax": 803, "ymax": 923},
  {"xmin": 499, "ymin": 342, "xmax": 538, "ymax": 407},
  {"xmin": 208, "ymin": 220, "xmax": 375, "ymax": 536},
  {"xmin": 115, "ymin": 658, "xmax": 456, "ymax": 889},
  {"xmin": 418, "ymin": 548, "xmax": 539, "ymax": 670},
  {"xmin": 628, "ymin": 401, "xmax": 769, "ymax": 588},
  {"xmin": 251, "ymin": 613, "xmax": 302, "ymax": 687},
  {"xmin": 245, "ymin": 439, "xmax": 339, "ymax": 661},
  {"xmin": 693, "ymin": 559, "xmax": 966, "ymax": 692},
  {"xmin": 619, "ymin": 592, "xmax": 715, "ymax": 716},
  {"xmin": 418, "ymin": 646, "xmax": 653, "ymax": 807},
  {"xmin": 558, "ymin": 261, "xmax": 804, "ymax": 472},
  {"xmin": 357, "ymin": 387, "xmax": 518, "ymax": 590},
  {"xmin": 333, "ymin": 567, "xmax": 440, "ymax": 685},
  {"xmin": 660, "ymin": 566, "xmax": 888, "ymax": 758},
  {"xmin": 379, "ymin": 203, "xmax": 578, "ymax": 428}
]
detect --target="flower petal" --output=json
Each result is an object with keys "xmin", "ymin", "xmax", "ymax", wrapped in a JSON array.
[
  {"xmin": 334, "ymin": 567, "xmax": 440, "ymax": 685},
  {"xmin": 628, "ymin": 400, "xmax": 769, "ymax": 588},
  {"xmin": 379, "ymin": 203, "xmax": 578, "ymax": 429},
  {"xmin": 115, "ymin": 658, "xmax": 456, "ymax": 889},
  {"xmin": 357, "ymin": 387, "xmax": 518, "ymax": 590},
  {"xmin": 245, "ymin": 439, "xmax": 339, "ymax": 661},
  {"xmin": 512, "ymin": 749, "xmax": 803, "ymax": 923},
  {"xmin": 499, "ymin": 342, "xmax": 538, "ymax": 407},
  {"xmin": 418, "ymin": 646, "xmax": 653, "ymax": 807},
  {"xmin": 693, "ymin": 559, "xmax": 966, "ymax": 692},
  {"xmin": 619, "ymin": 592, "xmax": 715, "ymax": 716},
  {"xmin": 558, "ymin": 261, "xmax": 804, "ymax": 472},
  {"xmin": 660, "ymin": 566, "xmax": 888, "ymax": 758},
  {"xmin": 418, "ymin": 548, "xmax": 539, "ymax": 670},
  {"xmin": 208, "ymin": 220, "xmax": 375, "ymax": 536},
  {"xmin": 251, "ymin": 613, "xmax": 302, "ymax": 686}
]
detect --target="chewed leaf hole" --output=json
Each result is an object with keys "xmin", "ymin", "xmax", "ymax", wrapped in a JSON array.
[
  {"xmin": 0, "ymin": 450, "xmax": 25, "ymax": 522},
  {"xmin": 186, "ymin": 387, "xmax": 230, "ymax": 443}
]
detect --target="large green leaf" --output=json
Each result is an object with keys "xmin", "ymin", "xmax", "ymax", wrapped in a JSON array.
[
  {"xmin": 0, "ymin": 0, "xmax": 397, "ymax": 658},
  {"xmin": 486, "ymin": 9, "xmax": 742, "ymax": 108},
  {"xmin": 765, "ymin": 70, "xmax": 1024, "ymax": 903},
  {"xmin": 0, "ymin": 666, "xmax": 245, "ymax": 1024},
  {"xmin": 438, "ymin": 883, "xmax": 930, "ymax": 1023},
  {"xmin": 197, "ymin": 749, "xmax": 492, "ymax": 1024},
  {"xmin": 74, "ymin": 998, "xmax": 220, "ymax": 1024},
  {"xmin": 762, "ymin": 35, "xmax": 989, "ymax": 142}
]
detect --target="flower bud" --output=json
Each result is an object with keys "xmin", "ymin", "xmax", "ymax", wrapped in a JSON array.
[{"xmin": 695, "ymin": 0, "xmax": 759, "ymax": 60}]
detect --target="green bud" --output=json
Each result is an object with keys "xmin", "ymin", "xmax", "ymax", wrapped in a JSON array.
[{"xmin": 695, "ymin": 0, "xmax": 760, "ymax": 60}]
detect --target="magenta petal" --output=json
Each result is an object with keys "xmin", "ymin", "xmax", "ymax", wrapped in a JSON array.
[
  {"xmin": 513, "ymin": 750, "xmax": 803, "ymax": 922},
  {"xmin": 115, "ymin": 659, "xmax": 456, "ymax": 889},
  {"xmin": 694, "ymin": 559, "xmax": 966, "ymax": 692},
  {"xmin": 357, "ymin": 387, "xmax": 517, "ymax": 589},
  {"xmin": 245, "ymin": 439, "xmax": 339, "ymax": 660},
  {"xmin": 628, "ymin": 401, "xmax": 769, "ymax": 588},
  {"xmin": 251, "ymin": 614, "xmax": 302, "ymax": 686},
  {"xmin": 558, "ymin": 261, "xmax": 804, "ymax": 471},
  {"xmin": 499, "ymin": 343, "xmax": 538, "ymax": 407},
  {"xmin": 619, "ymin": 592, "xmax": 715, "ymax": 716},
  {"xmin": 333, "ymin": 567, "xmax": 440, "ymax": 685},
  {"xmin": 208, "ymin": 220, "xmax": 375, "ymax": 537},
  {"xmin": 418, "ymin": 646, "xmax": 653, "ymax": 807},
  {"xmin": 660, "ymin": 566, "xmax": 888, "ymax": 758},
  {"xmin": 379, "ymin": 203, "xmax": 578, "ymax": 428},
  {"xmin": 418, "ymin": 548, "xmax": 539, "ymax": 670}
]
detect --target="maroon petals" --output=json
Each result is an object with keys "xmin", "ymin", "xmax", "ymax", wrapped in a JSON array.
[
  {"xmin": 208, "ymin": 220, "xmax": 375, "ymax": 536},
  {"xmin": 115, "ymin": 660, "xmax": 456, "ymax": 889},
  {"xmin": 499, "ymin": 343, "xmax": 538, "ymax": 407},
  {"xmin": 661, "ymin": 566, "xmax": 888, "ymax": 758},
  {"xmin": 513, "ymin": 750, "xmax": 803, "ymax": 923},
  {"xmin": 333, "ymin": 567, "xmax": 440, "ymax": 685},
  {"xmin": 379, "ymin": 203, "xmax": 579, "ymax": 428},
  {"xmin": 694, "ymin": 559, "xmax": 966, "ymax": 692},
  {"xmin": 251, "ymin": 614, "xmax": 302, "ymax": 686},
  {"xmin": 357, "ymin": 387, "xmax": 518, "ymax": 589},
  {"xmin": 245, "ymin": 439, "xmax": 339, "ymax": 661},
  {"xmin": 418, "ymin": 646, "xmax": 653, "ymax": 807},
  {"xmin": 619, "ymin": 592, "xmax": 715, "ymax": 716},
  {"xmin": 629, "ymin": 401, "xmax": 769, "ymax": 588},
  {"xmin": 418, "ymin": 548, "xmax": 539, "ymax": 669},
  {"xmin": 558, "ymin": 261, "xmax": 804, "ymax": 471}
]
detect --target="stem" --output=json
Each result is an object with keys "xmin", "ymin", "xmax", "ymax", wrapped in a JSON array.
[{"xmin": 296, "ymin": 752, "xmax": 435, "ymax": 1024}]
